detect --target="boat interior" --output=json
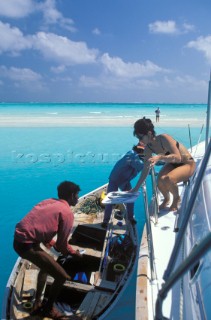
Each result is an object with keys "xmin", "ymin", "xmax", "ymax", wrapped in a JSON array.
[{"xmin": 6, "ymin": 185, "xmax": 138, "ymax": 320}]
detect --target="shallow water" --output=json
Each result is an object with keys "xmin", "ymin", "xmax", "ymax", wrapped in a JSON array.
[{"xmin": 0, "ymin": 103, "xmax": 206, "ymax": 316}]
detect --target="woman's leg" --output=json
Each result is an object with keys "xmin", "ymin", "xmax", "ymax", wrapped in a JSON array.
[
  {"xmin": 166, "ymin": 162, "xmax": 195, "ymax": 210},
  {"xmin": 157, "ymin": 164, "xmax": 173, "ymax": 209},
  {"xmin": 158, "ymin": 162, "xmax": 195, "ymax": 211}
]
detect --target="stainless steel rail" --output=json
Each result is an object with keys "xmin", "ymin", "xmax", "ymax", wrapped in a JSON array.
[
  {"xmin": 141, "ymin": 183, "xmax": 156, "ymax": 280},
  {"xmin": 163, "ymin": 138, "xmax": 211, "ymax": 282},
  {"xmin": 154, "ymin": 139, "xmax": 211, "ymax": 319},
  {"xmin": 205, "ymin": 71, "xmax": 211, "ymax": 149},
  {"xmin": 155, "ymin": 232, "xmax": 211, "ymax": 320},
  {"xmin": 140, "ymin": 166, "xmax": 161, "ymax": 281},
  {"xmin": 150, "ymin": 167, "xmax": 159, "ymax": 224}
]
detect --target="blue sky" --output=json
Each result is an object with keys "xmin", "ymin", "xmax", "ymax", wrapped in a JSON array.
[{"xmin": 0, "ymin": 0, "xmax": 211, "ymax": 103}]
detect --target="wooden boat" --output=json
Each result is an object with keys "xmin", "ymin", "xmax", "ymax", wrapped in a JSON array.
[
  {"xmin": 136, "ymin": 74, "xmax": 211, "ymax": 319},
  {"xmin": 2, "ymin": 184, "xmax": 138, "ymax": 320}
]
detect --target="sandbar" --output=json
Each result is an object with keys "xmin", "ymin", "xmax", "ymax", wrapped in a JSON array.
[{"xmin": 0, "ymin": 115, "xmax": 205, "ymax": 128}]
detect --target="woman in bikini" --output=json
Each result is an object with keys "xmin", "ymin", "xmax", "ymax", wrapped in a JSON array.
[{"xmin": 132, "ymin": 118, "xmax": 196, "ymax": 211}]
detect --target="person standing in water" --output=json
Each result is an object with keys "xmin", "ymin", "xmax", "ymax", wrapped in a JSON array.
[
  {"xmin": 155, "ymin": 107, "xmax": 160, "ymax": 122},
  {"xmin": 132, "ymin": 118, "xmax": 196, "ymax": 211}
]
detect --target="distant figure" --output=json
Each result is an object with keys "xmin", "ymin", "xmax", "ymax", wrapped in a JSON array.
[
  {"xmin": 13, "ymin": 181, "xmax": 82, "ymax": 320},
  {"xmin": 155, "ymin": 107, "xmax": 160, "ymax": 122},
  {"xmin": 132, "ymin": 118, "xmax": 196, "ymax": 211},
  {"xmin": 101, "ymin": 144, "xmax": 144, "ymax": 228}
]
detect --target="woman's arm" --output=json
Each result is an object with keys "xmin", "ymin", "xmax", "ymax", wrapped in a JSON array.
[
  {"xmin": 147, "ymin": 134, "xmax": 182, "ymax": 167},
  {"xmin": 132, "ymin": 162, "xmax": 151, "ymax": 192},
  {"xmin": 131, "ymin": 147, "xmax": 152, "ymax": 192}
]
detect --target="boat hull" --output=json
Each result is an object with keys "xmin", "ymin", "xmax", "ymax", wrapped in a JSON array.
[{"xmin": 2, "ymin": 184, "xmax": 138, "ymax": 320}]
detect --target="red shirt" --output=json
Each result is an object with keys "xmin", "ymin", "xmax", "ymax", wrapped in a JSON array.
[{"xmin": 14, "ymin": 198, "xmax": 76, "ymax": 255}]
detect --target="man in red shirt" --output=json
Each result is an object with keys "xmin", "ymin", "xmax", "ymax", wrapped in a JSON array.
[{"xmin": 14, "ymin": 181, "xmax": 81, "ymax": 320}]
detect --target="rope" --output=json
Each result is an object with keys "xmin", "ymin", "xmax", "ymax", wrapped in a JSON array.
[{"xmin": 79, "ymin": 196, "xmax": 102, "ymax": 214}]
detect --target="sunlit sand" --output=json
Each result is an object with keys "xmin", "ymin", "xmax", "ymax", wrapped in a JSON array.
[{"xmin": 0, "ymin": 115, "xmax": 204, "ymax": 127}]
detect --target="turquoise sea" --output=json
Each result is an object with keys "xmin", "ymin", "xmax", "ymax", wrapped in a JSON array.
[{"xmin": 0, "ymin": 103, "xmax": 207, "ymax": 317}]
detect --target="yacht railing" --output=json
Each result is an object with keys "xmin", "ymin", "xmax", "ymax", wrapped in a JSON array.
[
  {"xmin": 205, "ymin": 71, "xmax": 211, "ymax": 149},
  {"xmin": 163, "ymin": 137, "xmax": 211, "ymax": 281},
  {"xmin": 154, "ymin": 138, "xmax": 211, "ymax": 319},
  {"xmin": 150, "ymin": 167, "xmax": 159, "ymax": 224},
  {"xmin": 155, "ymin": 232, "xmax": 211, "ymax": 320},
  {"xmin": 141, "ymin": 166, "xmax": 160, "ymax": 281},
  {"xmin": 141, "ymin": 182, "xmax": 156, "ymax": 280}
]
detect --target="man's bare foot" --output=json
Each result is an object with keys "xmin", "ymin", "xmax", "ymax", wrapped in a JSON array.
[
  {"xmin": 169, "ymin": 197, "xmax": 181, "ymax": 212},
  {"xmin": 159, "ymin": 198, "xmax": 170, "ymax": 210},
  {"xmin": 30, "ymin": 301, "xmax": 43, "ymax": 315}
]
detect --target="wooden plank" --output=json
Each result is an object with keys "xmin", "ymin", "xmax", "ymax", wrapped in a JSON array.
[
  {"xmin": 84, "ymin": 292, "xmax": 101, "ymax": 319},
  {"xmin": 70, "ymin": 244, "xmax": 102, "ymax": 258},
  {"xmin": 77, "ymin": 291, "xmax": 112, "ymax": 319},
  {"xmin": 92, "ymin": 293, "xmax": 112, "ymax": 317},
  {"xmin": 22, "ymin": 269, "xmax": 39, "ymax": 300},
  {"xmin": 95, "ymin": 279, "xmax": 117, "ymax": 292},
  {"xmin": 47, "ymin": 276, "xmax": 93, "ymax": 292},
  {"xmin": 136, "ymin": 225, "xmax": 149, "ymax": 320},
  {"xmin": 76, "ymin": 291, "xmax": 95, "ymax": 318}
]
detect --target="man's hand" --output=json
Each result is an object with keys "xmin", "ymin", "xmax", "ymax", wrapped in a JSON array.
[{"xmin": 74, "ymin": 249, "xmax": 83, "ymax": 258}]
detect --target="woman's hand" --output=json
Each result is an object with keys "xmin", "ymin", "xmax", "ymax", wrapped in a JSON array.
[{"xmin": 148, "ymin": 155, "xmax": 162, "ymax": 167}]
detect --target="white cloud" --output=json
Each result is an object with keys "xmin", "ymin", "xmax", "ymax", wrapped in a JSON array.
[
  {"xmin": 187, "ymin": 36, "xmax": 211, "ymax": 63},
  {"xmin": 0, "ymin": 65, "xmax": 42, "ymax": 82},
  {"xmin": 149, "ymin": 20, "xmax": 178, "ymax": 34},
  {"xmin": 51, "ymin": 75, "xmax": 72, "ymax": 83},
  {"xmin": 0, "ymin": 0, "xmax": 35, "ymax": 18},
  {"xmin": 0, "ymin": 0, "xmax": 76, "ymax": 32},
  {"xmin": 163, "ymin": 75, "xmax": 207, "ymax": 91},
  {"xmin": 79, "ymin": 74, "xmax": 159, "ymax": 93},
  {"xmin": 0, "ymin": 65, "xmax": 45, "ymax": 93},
  {"xmin": 0, "ymin": 21, "xmax": 98, "ymax": 65},
  {"xmin": 38, "ymin": 0, "xmax": 76, "ymax": 32},
  {"xmin": 176, "ymin": 75, "xmax": 206, "ymax": 86},
  {"xmin": 183, "ymin": 23, "xmax": 195, "ymax": 33},
  {"xmin": 31, "ymin": 32, "xmax": 98, "ymax": 65},
  {"xmin": 0, "ymin": 21, "xmax": 31, "ymax": 54},
  {"xmin": 101, "ymin": 53, "xmax": 167, "ymax": 78},
  {"xmin": 80, "ymin": 75, "xmax": 103, "ymax": 88},
  {"xmin": 149, "ymin": 20, "xmax": 195, "ymax": 35},
  {"xmin": 50, "ymin": 65, "xmax": 66, "ymax": 74},
  {"xmin": 92, "ymin": 28, "xmax": 101, "ymax": 35}
]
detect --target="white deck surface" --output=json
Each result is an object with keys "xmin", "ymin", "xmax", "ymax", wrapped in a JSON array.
[
  {"xmin": 150, "ymin": 207, "xmax": 178, "ymax": 319},
  {"xmin": 136, "ymin": 184, "xmax": 184, "ymax": 320},
  {"xmin": 136, "ymin": 142, "xmax": 206, "ymax": 319}
]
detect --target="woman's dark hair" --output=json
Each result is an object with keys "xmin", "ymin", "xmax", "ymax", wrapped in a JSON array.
[
  {"xmin": 132, "ymin": 145, "xmax": 145, "ymax": 159},
  {"xmin": 133, "ymin": 117, "xmax": 156, "ymax": 137},
  {"xmin": 132, "ymin": 145, "xmax": 144, "ymax": 155},
  {"xmin": 57, "ymin": 181, "xmax": 80, "ymax": 200}
]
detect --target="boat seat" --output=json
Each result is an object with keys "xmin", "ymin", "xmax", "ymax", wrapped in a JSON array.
[
  {"xmin": 22, "ymin": 269, "xmax": 39, "ymax": 301},
  {"xmin": 47, "ymin": 276, "xmax": 93, "ymax": 292},
  {"xmin": 76, "ymin": 290, "xmax": 112, "ymax": 319},
  {"xmin": 94, "ymin": 278, "xmax": 117, "ymax": 292},
  {"xmin": 70, "ymin": 244, "xmax": 102, "ymax": 258}
]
